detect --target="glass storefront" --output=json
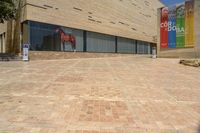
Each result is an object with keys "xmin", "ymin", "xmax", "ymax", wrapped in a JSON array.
[
  {"xmin": 87, "ymin": 31, "xmax": 115, "ymax": 53},
  {"xmin": 118, "ymin": 37, "xmax": 137, "ymax": 54},
  {"xmin": 29, "ymin": 22, "xmax": 59, "ymax": 51},
  {"xmin": 26, "ymin": 21, "xmax": 84, "ymax": 52},
  {"xmin": 23, "ymin": 21, "xmax": 153, "ymax": 54},
  {"xmin": 137, "ymin": 41, "xmax": 151, "ymax": 54}
]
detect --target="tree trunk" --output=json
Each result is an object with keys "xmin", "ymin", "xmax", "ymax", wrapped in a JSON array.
[
  {"xmin": 13, "ymin": 0, "xmax": 22, "ymax": 54},
  {"xmin": 6, "ymin": 20, "xmax": 13, "ymax": 53}
]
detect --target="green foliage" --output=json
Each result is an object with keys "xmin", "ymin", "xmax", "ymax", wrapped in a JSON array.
[{"xmin": 0, "ymin": 0, "xmax": 16, "ymax": 23}]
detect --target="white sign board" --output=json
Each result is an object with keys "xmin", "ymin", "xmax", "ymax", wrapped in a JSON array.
[
  {"xmin": 152, "ymin": 47, "xmax": 157, "ymax": 59},
  {"xmin": 23, "ymin": 44, "xmax": 29, "ymax": 61}
]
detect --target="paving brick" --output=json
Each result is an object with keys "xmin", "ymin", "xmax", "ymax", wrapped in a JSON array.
[{"xmin": 0, "ymin": 56, "xmax": 199, "ymax": 132}]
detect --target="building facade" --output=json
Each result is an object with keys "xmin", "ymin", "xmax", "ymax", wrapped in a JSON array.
[
  {"xmin": 0, "ymin": 23, "xmax": 6, "ymax": 53},
  {"xmin": 1, "ymin": 0, "xmax": 163, "ymax": 55}
]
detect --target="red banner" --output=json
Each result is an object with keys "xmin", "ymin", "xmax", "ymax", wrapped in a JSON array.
[{"xmin": 160, "ymin": 7, "xmax": 169, "ymax": 48}]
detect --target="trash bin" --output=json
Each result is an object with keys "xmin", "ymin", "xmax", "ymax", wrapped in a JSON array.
[{"xmin": 152, "ymin": 47, "xmax": 157, "ymax": 59}]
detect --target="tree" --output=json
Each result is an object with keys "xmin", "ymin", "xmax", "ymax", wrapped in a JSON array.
[
  {"xmin": 0, "ymin": 0, "xmax": 16, "ymax": 23},
  {"xmin": 0, "ymin": 0, "xmax": 23, "ymax": 54}
]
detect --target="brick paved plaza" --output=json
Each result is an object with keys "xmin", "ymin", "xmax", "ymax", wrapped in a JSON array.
[{"xmin": 0, "ymin": 56, "xmax": 200, "ymax": 133}]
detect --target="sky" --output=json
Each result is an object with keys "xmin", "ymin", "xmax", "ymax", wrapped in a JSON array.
[{"xmin": 160, "ymin": 0, "xmax": 186, "ymax": 6}]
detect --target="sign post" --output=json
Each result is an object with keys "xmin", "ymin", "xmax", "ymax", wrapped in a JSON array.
[{"xmin": 23, "ymin": 44, "xmax": 29, "ymax": 61}]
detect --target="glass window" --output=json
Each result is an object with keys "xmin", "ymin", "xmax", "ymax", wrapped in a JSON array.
[
  {"xmin": 28, "ymin": 21, "xmax": 83, "ymax": 52},
  {"xmin": 117, "ymin": 37, "xmax": 136, "ymax": 54}
]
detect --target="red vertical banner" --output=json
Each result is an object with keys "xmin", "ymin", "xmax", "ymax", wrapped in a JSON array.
[{"xmin": 160, "ymin": 7, "xmax": 169, "ymax": 48}]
